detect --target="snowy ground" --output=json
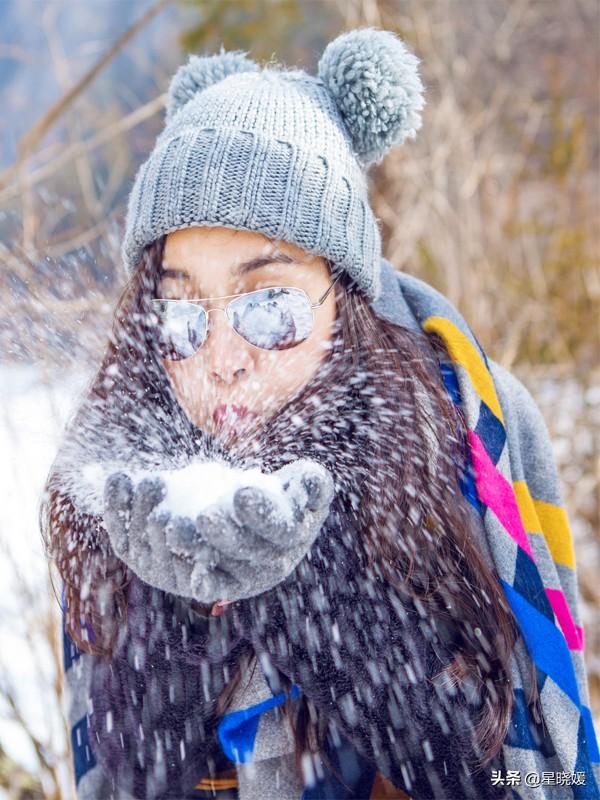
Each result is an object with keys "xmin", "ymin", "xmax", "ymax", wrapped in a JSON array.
[{"xmin": 0, "ymin": 363, "xmax": 92, "ymax": 796}]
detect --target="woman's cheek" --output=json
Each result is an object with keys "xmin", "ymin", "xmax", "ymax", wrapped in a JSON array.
[
  {"xmin": 164, "ymin": 362, "xmax": 203, "ymax": 421},
  {"xmin": 268, "ymin": 354, "xmax": 311, "ymax": 404},
  {"xmin": 164, "ymin": 362, "xmax": 186, "ymax": 402}
]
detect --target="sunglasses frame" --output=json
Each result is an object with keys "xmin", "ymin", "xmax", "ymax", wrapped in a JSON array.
[{"xmin": 152, "ymin": 271, "xmax": 342, "ymax": 355}]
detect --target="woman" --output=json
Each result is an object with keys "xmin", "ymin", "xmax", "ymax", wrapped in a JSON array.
[{"xmin": 42, "ymin": 28, "xmax": 599, "ymax": 800}]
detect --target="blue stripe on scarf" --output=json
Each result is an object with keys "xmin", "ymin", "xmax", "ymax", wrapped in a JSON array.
[
  {"xmin": 301, "ymin": 736, "xmax": 377, "ymax": 799},
  {"xmin": 501, "ymin": 580, "xmax": 580, "ymax": 705},
  {"xmin": 573, "ymin": 712, "xmax": 600, "ymax": 798},
  {"xmin": 72, "ymin": 714, "xmax": 97, "ymax": 783},
  {"xmin": 217, "ymin": 684, "xmax": 302, "ymax": 763},
  {"xmin": 474, "ymin": 399, "xmax": 506, "ymax": 465},
  {"xmin": 439, "ymin": 361, "xmax": 483, "ymax": 515},
  {"xmin": 504, "ymin": 688, "xmax": 556, "ymax": 756},
  {"xmin": 579, "ymin": 707, "xmax": 600, "ymax": 763},
  {"xmin": 513, "ymin": 547, "xmax": 556, "ymax": 624}
]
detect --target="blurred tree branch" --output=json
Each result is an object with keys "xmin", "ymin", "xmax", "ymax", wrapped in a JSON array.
[
  {"xmin": 0, "ymin": 0, "xmax": 172, "ymax": 189},
  {"xmin": 43, "ymin": 4, "xmax": 103, "ymax": 222},
  {"xmin": 0, "ymin": 742, "xmax": 44, "ymax": 800},
  {"xmin": 0, "ymin": 94, "xmax": 166, "ymax": 206}
]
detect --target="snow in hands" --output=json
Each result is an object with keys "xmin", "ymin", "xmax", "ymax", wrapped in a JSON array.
[{"xmin": 101, "ymin": 457, "xmax": 335, "ymax": 602}]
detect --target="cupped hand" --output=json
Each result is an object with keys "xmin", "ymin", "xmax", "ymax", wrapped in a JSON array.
[{"xmin": 102, "ymin": 458, "xmax": 335, "ymax": 603}]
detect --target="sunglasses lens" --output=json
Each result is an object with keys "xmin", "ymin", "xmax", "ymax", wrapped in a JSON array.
[
  {"xmin": 151, "ymin": 300, "xmax": 207, "ymax": 360},
  {"xmin": 227, "ymin": 288, "xmax": 313, "ymax": 350}
]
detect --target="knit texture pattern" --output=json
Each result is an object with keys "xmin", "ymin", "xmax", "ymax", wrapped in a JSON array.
[
  {"xmin": 121, "ymin": 28, "xmax": 427, "ymax": 303},
  {"xmin": 62, "ymin": 259, "xmax": 599, "ymax": 799}
]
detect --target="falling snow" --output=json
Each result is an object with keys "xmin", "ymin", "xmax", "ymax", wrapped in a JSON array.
[{"xmin": 4, "ymin": 258, "xmax": 524, "ymax": 799}]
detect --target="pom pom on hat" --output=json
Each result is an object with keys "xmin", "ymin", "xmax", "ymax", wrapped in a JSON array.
[
  {"xmin": 318, "ymin": 27, "xmax": 426, "ymax": 166},
  {"xmin": 166, "ymin": 45, "xmax": 260, "ymax": 122}
]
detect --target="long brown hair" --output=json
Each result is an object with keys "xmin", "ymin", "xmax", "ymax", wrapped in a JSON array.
[{"xmin": 41, "ymin": 235, "xmax": 540, "ymax": 787}]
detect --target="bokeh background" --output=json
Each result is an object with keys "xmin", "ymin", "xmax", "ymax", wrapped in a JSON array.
[{"xmin": 0, "ymin": 1, "xmax": 598, "ymax": 797}]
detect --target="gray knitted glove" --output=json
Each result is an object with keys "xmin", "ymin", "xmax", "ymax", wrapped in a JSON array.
[{"xmin": 103, "ymin": 459, "xmax": 335, "ymax": 603}]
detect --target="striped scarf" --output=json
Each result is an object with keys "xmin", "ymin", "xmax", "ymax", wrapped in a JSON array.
[{"xmin": 63, "ymin": 259, "xmax": 599, "ymax": 799}]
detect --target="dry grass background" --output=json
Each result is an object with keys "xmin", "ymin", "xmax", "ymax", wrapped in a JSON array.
[
  {"xmin": 368, "ymin": 0, "xmax": 599, "ymax": 369},
  {"xmin": 0, "ymin": 0, "xmax": 597, "ymax": 795}
]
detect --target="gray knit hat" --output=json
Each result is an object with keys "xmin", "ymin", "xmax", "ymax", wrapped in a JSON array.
[{"xmin": 121, "ymin": 27, "xmax": 426, "ymax": 302}]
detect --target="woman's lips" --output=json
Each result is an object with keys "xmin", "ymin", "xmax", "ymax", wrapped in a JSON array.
[{"xmin": 211, "ymin": 599, "xmax": 234, "ymax": 616}]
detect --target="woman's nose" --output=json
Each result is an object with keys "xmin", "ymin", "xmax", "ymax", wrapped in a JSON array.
[{"xmin": 204, "ymin": 310, "xmax": 254, "ymax": 385}]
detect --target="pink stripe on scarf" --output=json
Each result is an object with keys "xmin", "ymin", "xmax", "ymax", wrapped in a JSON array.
[
  {"xmin": 467, "ymin": 430, "xmax": 534, "ymax": 559},
  {"xmin": 546, "ymin": 588, "xmax": 585, "ymax": 651},
  {"xmin": 468, "ymin": 431, "xmax": 584, "ymax": 652}
]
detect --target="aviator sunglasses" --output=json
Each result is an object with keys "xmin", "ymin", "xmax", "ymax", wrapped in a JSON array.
[{"xmin": 150, "ymin": 270, "xmax": 341, "ymax": 361}]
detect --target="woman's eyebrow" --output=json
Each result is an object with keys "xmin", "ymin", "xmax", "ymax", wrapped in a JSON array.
[
  {"xmin": 159, "ymin": 267, "xmax": 189, "ymax": 279},
  {"xmin": 235, "ymin": 252, "xmax": 297, "ymax": 275},
  {"xmin": 159, "ymin": 253, "xmax": 297, "ymax": 280}
]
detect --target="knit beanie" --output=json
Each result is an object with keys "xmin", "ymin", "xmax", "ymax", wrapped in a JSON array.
[{"xmin": 121, "ymin": 27, "xmax": 426, "ymax": 303}]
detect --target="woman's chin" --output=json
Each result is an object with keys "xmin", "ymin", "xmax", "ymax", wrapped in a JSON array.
[
  {"xmin": 184, "ymin": 408, "xmax": 275, "ymax": 461},
  {"xmin": 217, "ymin": 417, "xmax": 262, "ymax": 446}
]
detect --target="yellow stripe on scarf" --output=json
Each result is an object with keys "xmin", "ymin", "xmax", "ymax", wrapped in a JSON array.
[
  {"xmin": 422, "ymin": 316, "xmax": 504, "ymax": 422},
  {"xmin": 195, "ymin": 774, "xmax": 239, "ymax": 790},
  {"xmin": 423, "ymin": 314, "xmax": 576, "ymax": 573},
  {"xmin": 513, "ymin": 480, "xmax": 576, "ymax": 569}
]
